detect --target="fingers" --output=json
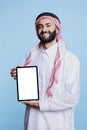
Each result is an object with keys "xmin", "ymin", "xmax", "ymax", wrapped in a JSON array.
[
  {"xmin": 10, "ymin": 68, "xmax": 17, "ymax": 79},
  {"xmin": 22, "ymin": 101, "xmax": 39, "ymax": 108},
  {"xmin": 22, "ymin": 101, "xmax": 29, "ymax": 104}
]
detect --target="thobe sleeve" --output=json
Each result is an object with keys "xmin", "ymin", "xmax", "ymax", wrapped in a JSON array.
[{"xmin": 39, "ymin": 54, "xmax": 80, "ymax": 111}]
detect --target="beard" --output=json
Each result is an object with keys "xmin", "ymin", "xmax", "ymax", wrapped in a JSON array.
[{"xmin": 37, "ymin": 29, "xmax": 57, "ymax": 44}]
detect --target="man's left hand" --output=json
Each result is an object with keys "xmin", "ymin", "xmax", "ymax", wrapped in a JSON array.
[{"xmin": 22, "ymin": 101, "xmax": 39, "ymax": 108}]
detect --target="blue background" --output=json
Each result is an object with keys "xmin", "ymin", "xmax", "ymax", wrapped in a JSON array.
[{"xmin": 0, "ymin": 0, "xmax": 87, "ymax": 129}]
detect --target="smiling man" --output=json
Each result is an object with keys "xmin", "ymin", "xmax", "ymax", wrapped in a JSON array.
[{"xmin": 10, "ymin": 12, "xmax": 80, "ymax": 130}]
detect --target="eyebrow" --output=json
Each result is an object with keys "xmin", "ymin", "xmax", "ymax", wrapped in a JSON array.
[
  {"xmin": 37, "ymin": 22, "xmax": 52, "ymax": 27},
  {"xmin": 45, "ymin": 22, "xmax": 51, "ymax": 25}
]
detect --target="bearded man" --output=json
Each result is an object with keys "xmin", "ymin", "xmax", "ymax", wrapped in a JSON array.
[{"xmin": 10, "ymin": 12, "xmax": 80, "ymax": 130}]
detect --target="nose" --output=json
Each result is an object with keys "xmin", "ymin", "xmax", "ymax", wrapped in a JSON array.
[{"xmin": 42, "ymin": 26, "xmax": 47, "ymax": 32}]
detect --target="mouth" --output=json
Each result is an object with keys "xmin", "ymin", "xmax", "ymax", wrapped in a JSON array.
[{"xmin": 41, "ymin": 32, "xmax": 50, "ymax": 38}]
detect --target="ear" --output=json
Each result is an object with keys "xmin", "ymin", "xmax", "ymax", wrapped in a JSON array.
[{"xmin": 56, "ymin": 28, "xmax": 59, "ymax": 34}]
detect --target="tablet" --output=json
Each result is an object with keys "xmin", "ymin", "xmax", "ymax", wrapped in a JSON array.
[{"xmin": 16, "ymin": 66, "xmax": 39, "ymax": 101}]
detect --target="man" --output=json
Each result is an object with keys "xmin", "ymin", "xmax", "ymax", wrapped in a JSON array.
[{"xmin": 10, "ymin": 12, "xmax": 80, "ymax": 130}]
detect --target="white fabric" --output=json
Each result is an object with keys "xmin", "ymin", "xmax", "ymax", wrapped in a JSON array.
[{"xmin": 24, "ymin": 42, "xmax": 80, "ymax": 130}]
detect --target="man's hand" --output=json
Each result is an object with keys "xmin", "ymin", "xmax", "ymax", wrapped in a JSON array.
[
  {"xmin": 22, "ymin": 101, "xmax": 39, "ymax": 108},
  {"xmin": 10, "ymin": 67, "xmax": 17, "ymax": 79}
]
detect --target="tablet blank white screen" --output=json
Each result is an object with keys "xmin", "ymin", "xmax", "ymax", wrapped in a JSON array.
[{"xmin": 17, "ymin": 66, "xmax": 39, "ymax": 101}]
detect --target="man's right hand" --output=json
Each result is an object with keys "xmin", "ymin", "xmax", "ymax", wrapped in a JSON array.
[{"xmin": 10, "ymin": 68, "xmax": 17, "ymax": 79}]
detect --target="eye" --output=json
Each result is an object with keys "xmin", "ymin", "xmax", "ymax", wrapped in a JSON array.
[
  {"xmin": 46, "ymin": 24, "xmax": 51, "ymax": 28},
  {"xmin": 37, "ymin": 25, "xmax": 43, "ymax": 30}
]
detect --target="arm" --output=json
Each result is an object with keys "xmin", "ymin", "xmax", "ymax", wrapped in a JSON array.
[{"xmin": 39, "ymin": 55, "xmax": 80, "ymax": 111}]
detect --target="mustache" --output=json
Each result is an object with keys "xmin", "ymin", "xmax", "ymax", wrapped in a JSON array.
[{"xmin": 40, "ymin": 31, "xmax": 50, "ymax": 35}]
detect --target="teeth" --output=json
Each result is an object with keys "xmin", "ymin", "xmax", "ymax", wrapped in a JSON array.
[{"xmin": 43, "ymin": 33, "xmax": 48, "ymax": 35}]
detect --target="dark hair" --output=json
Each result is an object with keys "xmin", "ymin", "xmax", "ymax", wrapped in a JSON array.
[{"xmin": 35, "ymin": 12, "xmax": 61, "ymax": 24}]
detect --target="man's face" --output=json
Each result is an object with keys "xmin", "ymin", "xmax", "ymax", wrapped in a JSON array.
[{"xmin": 36, "ymin": 18, "xmax": 58, "ymax": 44}]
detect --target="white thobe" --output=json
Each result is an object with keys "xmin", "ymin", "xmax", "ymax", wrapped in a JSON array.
[{"xmin": 24, "ymin": 42, "xmax": 80, "ymax": 130}]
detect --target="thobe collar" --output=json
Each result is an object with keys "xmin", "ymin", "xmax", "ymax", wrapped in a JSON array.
[{"xmin": 41, "ymin": 42, "xmax": 58, "ymax": 59}]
